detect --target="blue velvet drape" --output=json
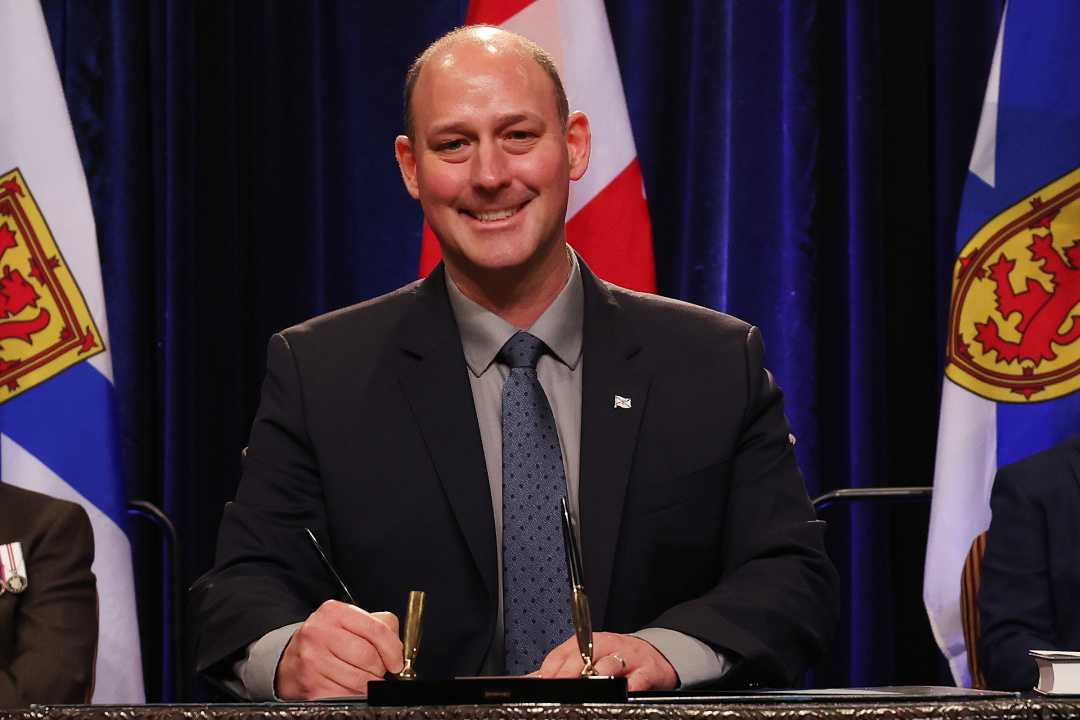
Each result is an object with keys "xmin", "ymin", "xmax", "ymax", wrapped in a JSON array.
[{"xmin": 39, "ymin": 0, "xmax": 1002, "ymax": 699}]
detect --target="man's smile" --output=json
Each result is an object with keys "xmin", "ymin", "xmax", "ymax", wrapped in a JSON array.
[{"xmin": 464, "ymin": 202, "xmax": 527, "ymax": 223}]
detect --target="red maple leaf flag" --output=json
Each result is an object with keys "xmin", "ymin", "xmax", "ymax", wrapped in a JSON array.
[{"xmin": 417, "ymin": 0, "xmax": 657, "ymax": 293}]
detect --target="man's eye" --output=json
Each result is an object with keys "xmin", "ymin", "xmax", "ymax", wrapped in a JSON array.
[
  {"xmin": 438, "ymin": 140, "xmax": 465, "ymax": 152},
  {"xmin": 508, "ymin": 131, "xmax": 532, "ymax": 141}
]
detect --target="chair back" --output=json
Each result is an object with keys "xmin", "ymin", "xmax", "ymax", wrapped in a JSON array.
[
  {"xmin": 807, "ymin": 487, "xmax": 940, "ymax": 687},
  {"xmin": 127, "ymin": 500, "xmax": 185, "ymax": 701},
  {"xmin": 960, "ymin": 531, "xmax": 988, "ymax": 689}
]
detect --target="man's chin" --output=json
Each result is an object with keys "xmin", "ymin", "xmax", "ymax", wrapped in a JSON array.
[
  {"xmin": 437, "ymin": 230, "xmax": 568, "ymax": 281},
  {"xmin": 447, "ymin": 256, "xmax": 534, "ymax": 279},
  {"xmin": 440, "ymin": 240, "xmax": 533, "ymax": 271}
]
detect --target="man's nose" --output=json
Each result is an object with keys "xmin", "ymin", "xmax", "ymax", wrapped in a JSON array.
[{"xmin": 472, "ymin": 140, "xmax": 511, "ymax": 190}]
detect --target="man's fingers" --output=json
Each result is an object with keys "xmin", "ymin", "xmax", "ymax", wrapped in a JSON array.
[
  {"xmin": 589, "ymin": 633, "xmax": 678, "ymax": 691},
  {"xmin": 335, "ymin": 605, "xmax": 404, "ymax": 674},
  {"xmin": 302, "ymin": 646, "xmax": 380, "ymax": 697},
  {"xmin": 593, "ymin": 653, "xmax": 627, "ymax": 678},
  {"xmin": 372, "ymin": 610, "xmax": 400, "ymax": 635},
  {"xmin": 560, "ymin": 652, "xmax": 590, "ymax": 677},
  {"xmin": 535, "ymin": 636, "xmax": 578, "ymax": 678},
  {"xmin": 588, "ymin": 652, "xmax": 667, "ymax": 693},
  {"xmin": 324, "ymin": 633, "xmax": 395, "ymax": 680},
  {"xmin": 276, "ymin": 601, "xmax": 405, "ymax": 699},
  {"xmin": 515, "ymin": 632, "xmax": 678, "ymax": 691},
  {"xmin": 314, "ymin": 649, "xmax": 386, "ymax": 696}
]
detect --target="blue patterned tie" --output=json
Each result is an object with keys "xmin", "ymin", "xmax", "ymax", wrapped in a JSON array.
[{"xmin": 500, "ymin": 331, "xmax": 574, "ymax": 675}]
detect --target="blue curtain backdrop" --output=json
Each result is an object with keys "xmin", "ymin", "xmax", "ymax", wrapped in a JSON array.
[{"xmin": 38, "ymin": 0, "xmax": 1001, "ymax": 700}]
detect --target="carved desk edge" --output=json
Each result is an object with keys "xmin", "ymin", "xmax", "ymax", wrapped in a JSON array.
[{"xmin": 4, "ymin": 697, "xmax": 1080, "ymax": 720}]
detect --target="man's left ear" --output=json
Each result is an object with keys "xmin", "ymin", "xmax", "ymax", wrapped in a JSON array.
[{"xmin": 566, "ymin": 111, "xmax": 591, "ymax": 181}]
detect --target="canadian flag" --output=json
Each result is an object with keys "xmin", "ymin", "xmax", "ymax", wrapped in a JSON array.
[{"xmin": 418, "ymin": 0, "xmax": 657, "ymax": 293}]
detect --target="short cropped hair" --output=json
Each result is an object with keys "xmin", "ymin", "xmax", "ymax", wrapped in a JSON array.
[{"xmin": 402, "ymin": 25, "xmax": 570, "ymax": 140}]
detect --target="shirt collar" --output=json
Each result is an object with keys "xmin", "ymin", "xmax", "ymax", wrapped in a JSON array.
[{"xmin": 446, "ymin": 250, "xmax": 584, "ymax": 377}]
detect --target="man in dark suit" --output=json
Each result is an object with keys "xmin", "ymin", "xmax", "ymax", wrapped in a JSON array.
[
  {"xmin": 0, "ymin": 483, "xmax": 98, "ymax": 708},
  {"xmin": 190, "ymin": 26, "xmax": 838, "ymax": 699},
  {"xmin": 977, "ymin": 432, "xmax": 1080, "ymax": 690}
]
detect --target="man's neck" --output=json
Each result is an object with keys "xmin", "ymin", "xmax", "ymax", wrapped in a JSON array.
[{"xmin": 446, "ymin": 245, "xmax": 573, "ymax": 328}]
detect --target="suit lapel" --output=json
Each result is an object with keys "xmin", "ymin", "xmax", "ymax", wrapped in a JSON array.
[
  {"xmin": 396, "ymin": 267, "xmax": 498, "ymax": 606},
  {"xmin": 577, "ymin": 264, "xmax": 649, "ymax": 629}
]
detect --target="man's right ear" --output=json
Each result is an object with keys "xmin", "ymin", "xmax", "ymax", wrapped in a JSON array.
[{"xmin": 395, "ymin": 135, "xmax": 421, "ymax": 200}]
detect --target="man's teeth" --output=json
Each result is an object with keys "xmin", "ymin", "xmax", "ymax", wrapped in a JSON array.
[{"xmin": 475, "ymin": 207, "xmax": 518, "ymax": 222}]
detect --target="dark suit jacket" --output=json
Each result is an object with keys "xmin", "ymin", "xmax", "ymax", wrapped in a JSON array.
[
  {"xmin": 978, "ymin": 432, "xmax": 1080, "ymax": 691},
  {"xmin": 190, "ymin": 261, "xmax": 838, "ymax": 688},
  {"xmin": 0, "ymin": 483, "xmax": 97, "ymax": 708}
]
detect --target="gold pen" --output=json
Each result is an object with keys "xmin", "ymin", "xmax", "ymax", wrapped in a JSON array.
[
  {"xmin": 561, "ymin": 497, "xmax": 597, "ymax": 676},
  {"xmin": 399, "ymin": 590, "xmax": 425, "ymax": 680}
]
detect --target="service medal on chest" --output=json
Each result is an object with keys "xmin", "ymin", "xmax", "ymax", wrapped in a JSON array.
[{"xmin": 1, "ymin": 542, "xmax": 28, "ymax": 594}]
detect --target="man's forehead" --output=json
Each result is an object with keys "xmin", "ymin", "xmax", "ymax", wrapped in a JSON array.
[
  {"xmin": 413, "ymin": 41, "xmax": 558, "ymax": 119},
  {"xmin": 425, "ymin": 36, "xmax": 534, "ymax": 83}
]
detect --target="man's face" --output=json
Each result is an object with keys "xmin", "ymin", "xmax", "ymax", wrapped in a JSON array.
[{"xmin": 395, "ymin": 38, "xmax": 590, "ymax": 283}]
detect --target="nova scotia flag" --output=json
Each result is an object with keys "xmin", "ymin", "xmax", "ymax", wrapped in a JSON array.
[
  {"xmin": 924, "ymin": 0, "xmax": 1080, "ymax": 687},
  {"xmin": 0, "ymin": 0, "xmax": 144, "ymax": 702}
]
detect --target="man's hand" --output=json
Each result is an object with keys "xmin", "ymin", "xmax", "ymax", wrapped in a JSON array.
[
  {"xmin": 534, "ymin": 632, "xmax": 678, "ymax": 692},
  {"xmin": 275, "ymin": 600, "xmax": 403, "ymax": 699}
]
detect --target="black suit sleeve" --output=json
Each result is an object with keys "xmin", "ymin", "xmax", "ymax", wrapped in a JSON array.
[{"xmin": 652, "ymin": 326, "xmax": 839, "ymax": 687}]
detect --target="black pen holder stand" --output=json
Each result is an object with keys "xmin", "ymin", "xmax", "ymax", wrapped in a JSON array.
[{"xmin": 368, "ymin": 676, "xmax": 628, "ymax": 706}]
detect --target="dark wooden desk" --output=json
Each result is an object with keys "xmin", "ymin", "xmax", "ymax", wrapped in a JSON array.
[{"xmin": 5, "ymin": 695, "xmax": 1080, "ymax": 720}]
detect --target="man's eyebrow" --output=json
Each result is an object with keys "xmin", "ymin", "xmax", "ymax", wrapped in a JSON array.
[
  {"xmin": 429, "ymin": 113, "xmax": 540, "ymax": 136},
  {"xmin": 429, "ymin": 121, "xmax": 473, "ymax": 136},
  {"xmin": 494, "ymin": 113, "xmax": 535, "ymax": 128}
]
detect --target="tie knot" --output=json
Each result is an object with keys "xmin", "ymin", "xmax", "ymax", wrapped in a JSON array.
[{"xmin": 499, "ymin": 331, "xmax": 545, "ymax": 369}]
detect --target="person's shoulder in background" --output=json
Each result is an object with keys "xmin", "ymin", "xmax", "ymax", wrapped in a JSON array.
[
  {"xmin": 0, "ymin": 482, "xmax": 98, "ymax": 708},
  {"xmin": 977, "ymin": 431, "xmax": 1080, "ymax": 691}
]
